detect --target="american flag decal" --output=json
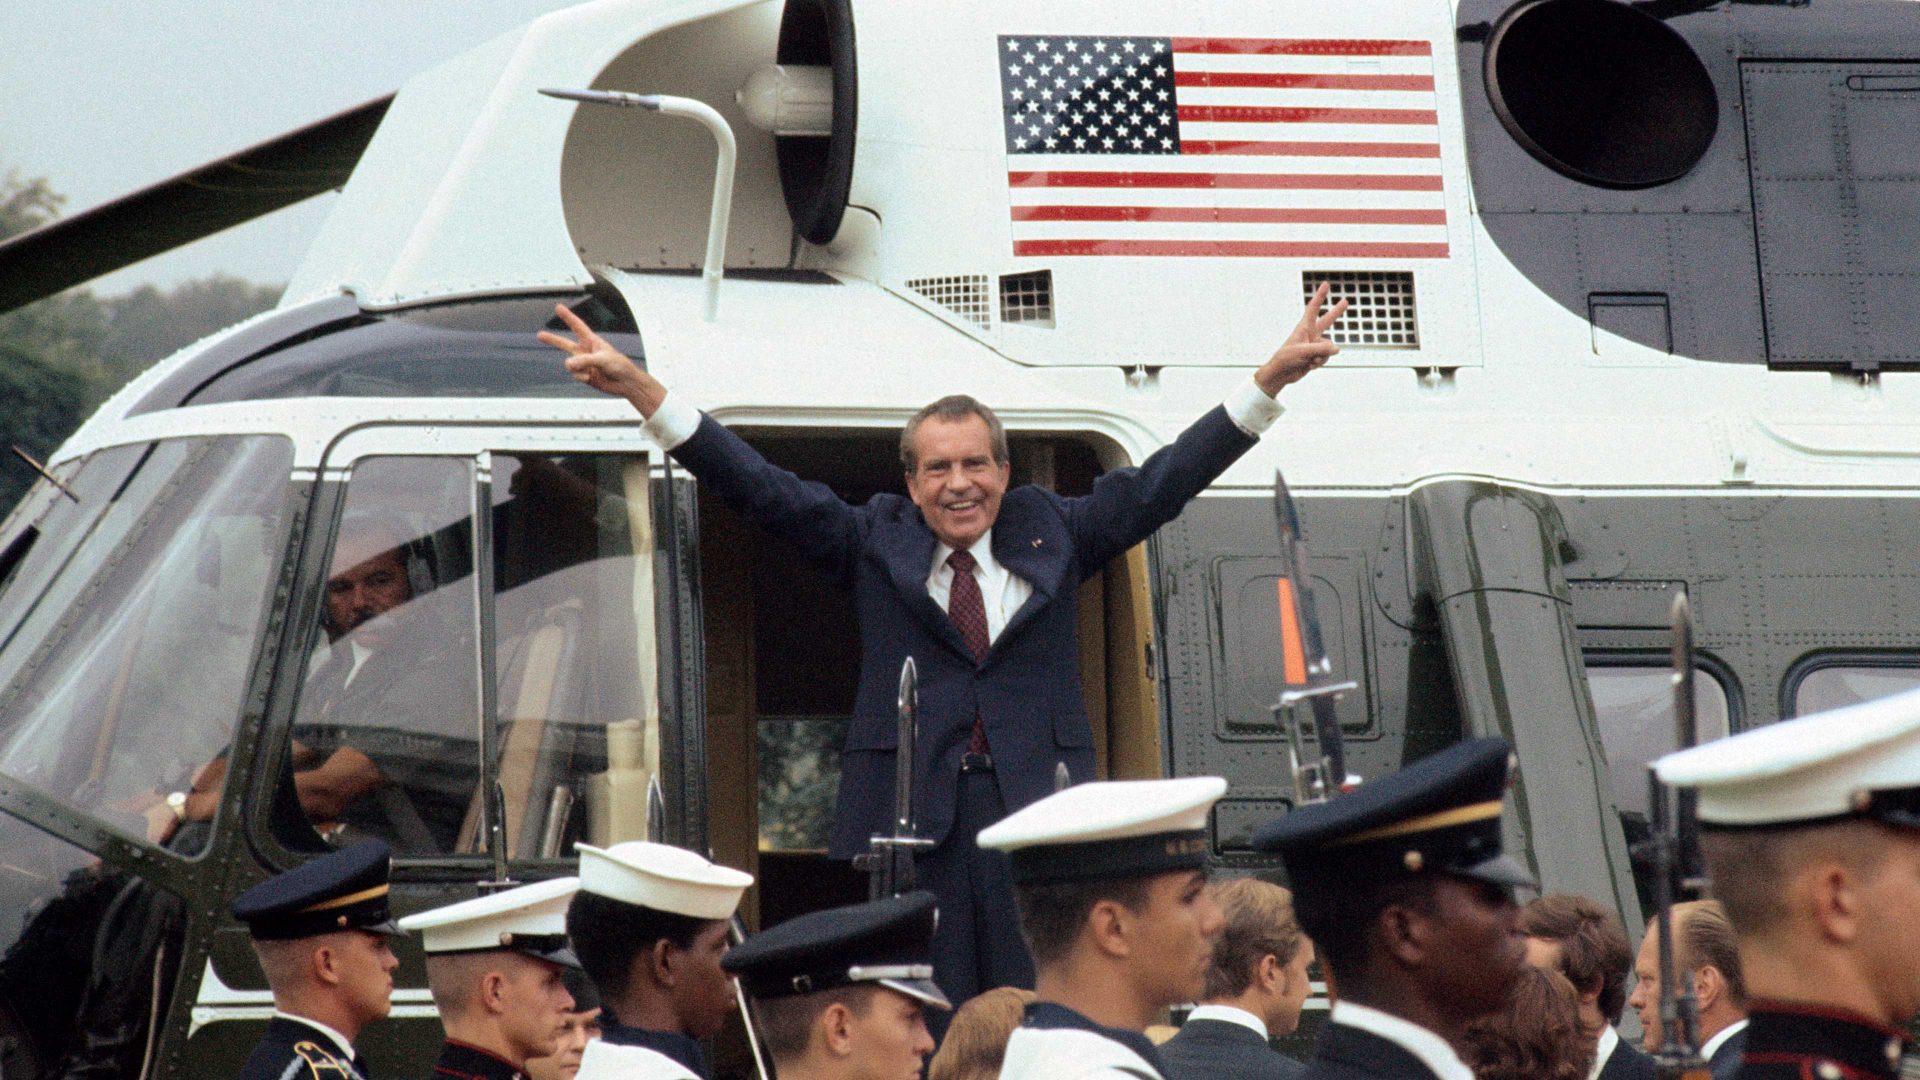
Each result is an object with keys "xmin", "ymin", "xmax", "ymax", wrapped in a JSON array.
[{"xmin": 998, "ymin": 35, "xmax": 1449, "ymax": 259}]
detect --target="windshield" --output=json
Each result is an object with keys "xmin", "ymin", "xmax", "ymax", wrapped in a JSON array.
[{"xmin": 0, "ymin": 436, "xmax": 295, "ymax": 852}]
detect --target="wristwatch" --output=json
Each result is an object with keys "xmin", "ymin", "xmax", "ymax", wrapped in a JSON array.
[{"xmin": 166, "ymin": 791, "xmax": 189, "ymax": 822}]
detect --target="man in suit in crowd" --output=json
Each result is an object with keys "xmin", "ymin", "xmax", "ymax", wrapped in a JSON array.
[
  {"xmin": 1160, "ymin": 878, "xmax": 1312, "ymax": 1080},
  {"xmin": 1626, "ymin": 900, "xmax": 1748, "ymax": 1080},
  {"xmin": 231, "ymin": 841, "xmax": 403, "ymax": 1080},
  {"xmin": 541, "ymin": 288, "xmax": 1346, "ymax": 1012},
  {"xmin": 1654, "ymin": 689, "xmax": 1920, "ymax": 1080},
  {"xmin": 1253, "ymin": 739, "xmax": 1533, "ymax": 1080},
  {"xmin": 1521, "ymin": 894, "xmax": 1655, "ymax": 1080}
]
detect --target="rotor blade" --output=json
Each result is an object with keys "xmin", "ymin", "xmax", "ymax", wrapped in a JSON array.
[{"xmin": 0, "ymin": 94, "xmax": 393, "ymax": 313}]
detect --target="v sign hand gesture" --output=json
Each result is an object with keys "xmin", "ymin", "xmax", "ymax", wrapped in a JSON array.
[
  {"xmin": 1253, "ymin": 283, "xmax": 1350, "ymax": 397},
  {"xmin": 537, "ymin": 304, "xmax": 669, "ymax": 417}
]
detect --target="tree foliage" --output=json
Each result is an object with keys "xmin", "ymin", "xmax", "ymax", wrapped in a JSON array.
[{"xmin": 0, "ymin": 169, "xmax": 280, "ymax": 513}]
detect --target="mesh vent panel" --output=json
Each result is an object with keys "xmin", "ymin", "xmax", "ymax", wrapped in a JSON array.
[
  {"xmin": 1303, "ymin": 271, "xmax": 1418, "ymax": 348},
  {"xmin": 999, "ymin": 270, "xmax": 1054, "ymax": 327},
  {"xmin": 907, "ymin": 275, "xmax": 991, "ymax": 327}
]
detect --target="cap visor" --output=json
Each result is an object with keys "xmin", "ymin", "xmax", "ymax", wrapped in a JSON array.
[
  {"xmin": 1456, "ymin": 853, "xmax": 1536, "ymax": 890},
  {"xmin": 364, "ymin": 920, "xmax": 408, "ymax": 939},
  {"xmin": 529, "ymin": 945, "xmax": 584, "ymax": 971},
  {"xmin": 879, "ymin": 978, "xmax": 951, "ymax": 1011}
]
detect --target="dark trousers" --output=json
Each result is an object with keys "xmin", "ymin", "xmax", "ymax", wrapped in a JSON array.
[{"xmin": 915, "ymin": 766, "xmax": 1035, "ymax": 1040}]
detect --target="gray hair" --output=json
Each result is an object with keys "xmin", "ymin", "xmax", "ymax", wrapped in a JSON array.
[{"xmin": 900, "ymin": 395, "xmax": 1009, "ymax": 472}]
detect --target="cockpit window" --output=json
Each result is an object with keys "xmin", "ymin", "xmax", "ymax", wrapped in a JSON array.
[
  {"xmin": 277, "ymin": 450, "xmax": 660, "ymax": 860},
  {"xmin": 0, "ymin": 436, "xmax": 295, "ymax": 854},
  {"xmin": 288, "ymin": 457, "xmax": 482, "ymax": 855},
  {"xmin": 0, "ymin": 444, "xmax": 149, "ymax": 647}
]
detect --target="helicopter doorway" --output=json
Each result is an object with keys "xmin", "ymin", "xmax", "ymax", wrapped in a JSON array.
[{"xmin": 696, "ymin": 428, "xmax": 1163, "ymax": 934}]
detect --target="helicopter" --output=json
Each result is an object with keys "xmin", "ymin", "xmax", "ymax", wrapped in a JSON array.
[{"xmin": 4, "ymin": 0, "xmax": 1920, "ymax": 1076}]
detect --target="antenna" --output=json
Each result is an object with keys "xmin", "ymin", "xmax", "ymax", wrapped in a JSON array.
[{"xmin": 539, "ymin": 88, "xmax": 737, "ymax": 321}]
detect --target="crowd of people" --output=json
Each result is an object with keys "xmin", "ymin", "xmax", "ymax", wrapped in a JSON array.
[{"xmin": 222, "ymin": 682, "xmax": 1920, "ymax": 1080}]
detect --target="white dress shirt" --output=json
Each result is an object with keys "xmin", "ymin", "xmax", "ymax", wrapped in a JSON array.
[
  {"xmin": 1329, "ymin": 1002, "xmax": 1476, "ymax": 1080},
  {"xmin": 1589, "ymin": 1024, "xmax": 1622, "ymax": 1080},
  {"xmin": 1187, "ymin": 1003, "xmax": 1271, "ymax": 1041},
  {"xmin": 641, "ymin": 378, "xmax": 1286, "ymax": 621}
]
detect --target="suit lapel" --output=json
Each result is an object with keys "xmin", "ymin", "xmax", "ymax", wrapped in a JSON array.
[
  {"xmin": 990, "ymin": 501, "xmax": 1063, "ymax": 654},
  {"xmin": 879, "ymin": 516, "xmax": 976, "ymax": 662}
]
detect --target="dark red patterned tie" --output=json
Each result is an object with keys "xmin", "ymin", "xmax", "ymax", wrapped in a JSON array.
[{"xmin": 946, "ymin": 549, "xmax": 992, "ymax": 754}]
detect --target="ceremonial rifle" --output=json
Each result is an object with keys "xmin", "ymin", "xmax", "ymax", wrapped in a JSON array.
[
  {"xmin": 853, "ymin": 657, "xmax": 934, "ymax": 898},
  {"xmin": 1645, "ymin": 593, "xmax": 1710, "ymax": 1080},
  {"xmin": 1271, "ymin": 470, "xmax": 1359, "ymax": 805}
]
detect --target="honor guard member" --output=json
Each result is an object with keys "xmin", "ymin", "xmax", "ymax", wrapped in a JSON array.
[
  {"xmin": 722, "ymin": 891, "xmax": 950, "ymax": 1080},
  {"xmin": 1655, "ymin": 686, "xmax": 1920, "ymax": 1080},
  {"xmin": 975, "ymin": 776, "xmax": 1230, "ymax": 1080},
  {"xmin": 1253, "ymin": 739, "xmax": 1534, "ymax": 1080},
  {"xmin": 399, "ymin": 878, "xmax": 584, "ymax": 1080},
  {"xmin": 566, "ymin": 842, "xmax": 754, "ymax": 1080},
  {"xmin": 232, "ymin": 840, "xmax": 404, "ymax": 1080}
]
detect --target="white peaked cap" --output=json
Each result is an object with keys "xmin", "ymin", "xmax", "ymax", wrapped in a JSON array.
[
  {"xmin": 576, "ymin": 841, "xmax": 754, "ymax": 919},
  {"xmin": 977, "ymin": 777, "xmax": 1227, "ymax": 884},
  {"xmin": 397, "ymin": 876, "xmax": 578, "ymax": 954},
  {"xmin": 1655, "ymin": 685, "xmax": 1920, "ymax": 826}
]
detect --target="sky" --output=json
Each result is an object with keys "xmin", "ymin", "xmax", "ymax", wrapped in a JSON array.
[{"xmin": 0, "ymin": 1, "xmax": 580, "ymax": 297}]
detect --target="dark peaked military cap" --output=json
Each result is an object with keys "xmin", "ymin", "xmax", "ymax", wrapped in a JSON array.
[
  {"xmin": 232, "ymin": 840, "xmax": 402, "ymax": 940},
  {"xmin": 723, "ymin": 890, "xmax": 950, "ymax": 1009},
  {"xmin": 1253, "ymin": 738, "xmax": 1535, "ymax": 890}
]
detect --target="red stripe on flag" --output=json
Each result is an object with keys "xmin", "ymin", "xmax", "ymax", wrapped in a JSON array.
[
  {"xmin": 1170, "ymin": 38, "xmax": 1432, "ymax": 56},
  {"xmin": 1014, "ymin": 238, "xmax": 1451, "ymax": 258},
  {"xmin": 1173, "ymin": 71, "xmax": 1435, "ymax": 92},
  {"xmin": 1011, "ymin": 206, "xmax": 1449, "ymax": 225},
  {"xmin": 1008, "ymin": 171, "xmax": 1444, "ymax": 192},
  {"xmin": 1180, "ymin": 139, "xmax": 1441, "ymax": 158},
  {"xmin": 1178, "ymin": 105, "xmax": 1438, "ymax": 125}
]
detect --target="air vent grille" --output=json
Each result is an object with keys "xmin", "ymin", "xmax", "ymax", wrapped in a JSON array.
[
  {"xmin": 999, "ymin": 270, "xmax": 1054, "ymax": 327},
  {"xmin": 907, "ymin": 274, "xmax": 991, "ymax": 328},
  {"xmin": 1303, "ymin": 271, "xmax": 1418, "ymax": 348}
]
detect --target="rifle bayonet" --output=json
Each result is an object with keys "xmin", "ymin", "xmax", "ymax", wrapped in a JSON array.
[
  {"xmin": 854, "ymin": 657, "xmax": 934, "ymax": 897},
  {"xmin": 1646, "ymin": 592, "xmax": 1710, "ymax": 1080},
  {"xmin": 1271, "ymin": 470, "xmax": 1358, "ymax": 804}
]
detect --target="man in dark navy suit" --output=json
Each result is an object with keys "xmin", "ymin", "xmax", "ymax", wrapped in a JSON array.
[
  {"xmin": 1626, "ymin": 902, "xmax": 1749, "ymax": 1080},
  {"xmin": 542, "ymin": 288, "xmax": 1346, "ymax": 1015},
  {"xmin": 1253, "ymin": 739, "xmax": 1534, "ymax": 1080},
  {"xmin": 1159, "ymin": 878, "xmax": 1311, "ymax": 1080}
]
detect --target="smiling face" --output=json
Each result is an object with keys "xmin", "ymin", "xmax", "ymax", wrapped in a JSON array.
[{"xmin": 905, "ymin": 413, "xmax": 1010, "ymax": 551}]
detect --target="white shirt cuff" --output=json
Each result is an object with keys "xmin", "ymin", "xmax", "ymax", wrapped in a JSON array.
[
  {"xmin": 642, "ymin": 392, "xmax": 702, "ymax": 451},
  {"xmin": 1223, "ymin": 378, "xmax": 1284, "ymax": 437}
]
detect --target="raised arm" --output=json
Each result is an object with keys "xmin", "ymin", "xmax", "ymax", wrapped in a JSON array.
[
  {"xmin": 1066, "ymin": 286, "xmax": 1348, "ymax": 569},
  {"xmin": 539, "ymin": 304, "xmax": 669, "ymax": 416}
]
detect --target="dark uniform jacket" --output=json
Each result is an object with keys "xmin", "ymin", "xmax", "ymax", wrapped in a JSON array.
[
  {"xmin": 670, "ymin": 407, "xmax": 1259, "ymax": 859},
  {"xmin": 1599, "ymin": 1036, "xmax": 1658, "ymax": 1080},
  {"xmin": 1297, "ymin": 1021, "xmax": 1446, "ymax": 1080},
  {"xmin": 237, "ymin": 1016, "xmax": 367, "ymax": 1080},
  {"xmin": 426, "ymin": 1040, "xmax": 523, "ymax": 1080},
  {"xmin": 1731, "ymin": 1004, "xmax": 1906, "ymax": 1080},
  {"xmin": 1159, "ymin": 1016, "xmax": 1304, "ymax": 1080},
  {"xmin": 1707, "ymin": 1025, "xmax": 1749, "ymax": 1080}
]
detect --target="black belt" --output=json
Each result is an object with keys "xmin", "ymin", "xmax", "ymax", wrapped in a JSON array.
[{"xmin": 960, "ymin": 752, "xmax": 995, "ymax": 772}]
